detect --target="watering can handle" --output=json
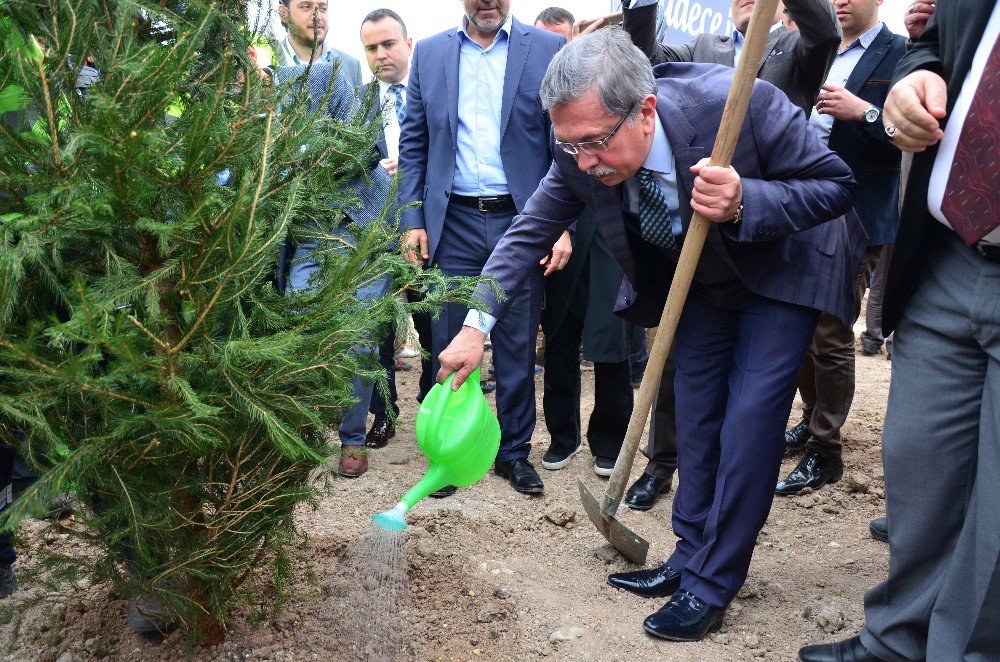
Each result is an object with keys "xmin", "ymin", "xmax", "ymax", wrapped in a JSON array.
[{"xmin": 426, "ymin": 367, "xmax": 480, "ymax": 444}]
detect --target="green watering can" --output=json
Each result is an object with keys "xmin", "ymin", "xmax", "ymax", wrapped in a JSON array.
[{"xmin": 372, "ymin": 368, "xmax": 500, "ymax": 532}]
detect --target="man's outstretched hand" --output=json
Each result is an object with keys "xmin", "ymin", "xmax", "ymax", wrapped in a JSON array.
[{"xmin": 437, "ymin": 326, "xmax": 487, "ymax": 390}]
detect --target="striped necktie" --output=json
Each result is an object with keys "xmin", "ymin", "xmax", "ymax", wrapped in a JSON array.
[{"xmin": 391, "ymin": 83, "xmax": 406, "ymax": 127}]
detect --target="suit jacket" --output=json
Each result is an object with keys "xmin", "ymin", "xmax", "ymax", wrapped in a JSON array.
[
  {"xmin": 476, "ymin": 63, "xmax": 863, "ymax": 327},
  {"xmin": 329, "ymin": 47, "xmax": 363, "ymax": 91},
  {"xmin": 827, "ymin": 25, "xmax": 907, "ymax": 247},
  {"xmin": 623, "ymin": 0, "xmax": 840, "ymax": 115},
  {"xmin": 882, "ymin": 0, "xmax": 996, "ymax": 334},
  {"xmin": 397, "ymin": 18, "xmax": 565, "ymax": 262},
  {"xmin": 363, "ymin": 80, "xmax": 390, "ymax": 159}
]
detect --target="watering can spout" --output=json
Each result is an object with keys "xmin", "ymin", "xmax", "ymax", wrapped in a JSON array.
[{"xmin": 372, "ymin": 502, "xmax": 409, "ymax": 532}]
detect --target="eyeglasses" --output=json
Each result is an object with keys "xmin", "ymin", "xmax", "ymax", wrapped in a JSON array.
[{"xmin": 555, "ymin": 112, "xmax": 631, "ymax": 155}]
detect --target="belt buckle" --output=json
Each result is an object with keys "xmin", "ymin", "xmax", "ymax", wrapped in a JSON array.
[{"xmin": 478, "ymin": 197, "xmax": 496, "ymax": 213}]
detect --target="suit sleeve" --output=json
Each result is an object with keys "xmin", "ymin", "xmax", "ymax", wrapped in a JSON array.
[
  {"xmin": 474, "ymin": 159, "xmax": 587, "ymax": 319},
  {"xmin": 730, "ymin": 81, "xmax": 857, "ymax": 242},
  {"xmin": 787, "ymin": 0, "xmax": 841, "ymax": 100},
  {"xmin": 397, "ymin": 42, "xmax": 428, "ymax": 230},
  {"xmin": 622, "ymin": 1, "xmax": 695, "ymax": 65},
  {"xmin": 892, "ymin": 11, "xmax": 943, "ymax": 84}
]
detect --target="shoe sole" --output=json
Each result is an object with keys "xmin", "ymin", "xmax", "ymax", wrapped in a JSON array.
[
  {"xmin": 642, "ymin": 617, "xmax": 723, "ymax": 642},
  {"xmin": 594, "ymin": 463, "xmax": 615, "ymax": 477},
  {"xmin": 869, "ymin": 523, "xmax": 889, "ymax": 543},
  {"xmin": 338, "ymin": 469, "xmax": 367, "ymax": 478},
  {"xmin": 541, "ymin": 445, "xmax": 583, "ymax": 471}
]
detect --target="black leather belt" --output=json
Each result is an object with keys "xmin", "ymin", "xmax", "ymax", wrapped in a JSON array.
[
  {"xmin": 976, "ymin": 243, "xmax": 1000, "ymax": 263},
  {"xmin": 451, "ymin": 193, "xmax": 516, "ymax": 213}
]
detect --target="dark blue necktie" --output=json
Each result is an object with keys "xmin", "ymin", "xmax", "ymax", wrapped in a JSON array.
[
  {"xmin": 635, "ymin": 167, "xmax": 680, "ymax": 251},
  {"xmin": 391, "ymin": 83, "xmax": 406, "ymax": 127}
]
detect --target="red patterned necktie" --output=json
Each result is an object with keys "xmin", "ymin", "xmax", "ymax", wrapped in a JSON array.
[{"xmin": 941, "ymin": 36, "xmax": 1000, "ymax": 245}]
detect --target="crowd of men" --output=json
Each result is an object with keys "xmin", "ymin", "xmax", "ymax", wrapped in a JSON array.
[{"xmin": 2, "ymin": 0, "xmax": 998, "ymax": 658}]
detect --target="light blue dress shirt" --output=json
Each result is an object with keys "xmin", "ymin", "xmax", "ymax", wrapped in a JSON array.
[
  {"xmin": 808, "ymin": 22, "xmax": 884, "ymax": 145},
  {"xmin": 731, "ymin": 21, "xmax": 783, "ymax": 69},
  {"xmin": 452, "ymin": 15, "xmax": 512, "ymax": 197},
  {"xmin": 624, "ymin": 113, "xmax": 683, "ymax": 238}
]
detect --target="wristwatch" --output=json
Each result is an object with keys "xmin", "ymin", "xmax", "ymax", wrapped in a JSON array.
[{"xmin": 861, "ymin": 106, "xmax": 881, "ymax": 125}]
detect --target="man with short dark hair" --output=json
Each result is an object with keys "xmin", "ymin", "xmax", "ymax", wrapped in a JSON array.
[
  {"xmin": 776, "ymin": 0, "xmax": 906, "ymax": 496},
  {"xmin": 272, "ymin": 0, "xmax": 362, "ymax": 88},
  {"xmin": 358, "ymin": 8, "xmax": 435, "ymax": 450},
  {"xmin": 534, "ymin": 7, "xmax": 574, "ymax": 41},
  {"xmin": 437, "ymin": 28, "xmax": 860, "ymax": 640}
]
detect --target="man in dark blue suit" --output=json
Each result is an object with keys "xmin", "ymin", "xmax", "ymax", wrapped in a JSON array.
[
  {"xmin": 438, "ymin": 28, "xmax": 860, "ymax": 641},
  {"xmin": 398, "ymin": 0, "xmax": 567, "ymax": 495},
  {"xmin": 777, "ymin": 0, "xmax": 906, "ymax": 496}
]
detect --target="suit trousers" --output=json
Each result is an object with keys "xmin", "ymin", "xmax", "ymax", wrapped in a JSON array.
[
  {"xmin": 861, "ymin": 233, "xmax": 1000, "ymax": 661},
  {"xmin": 669, "ymin": 295, "xmax": 819, "ymax": 608},
  {"xmin": 797, "ymin": 245, "xmax": 882, "ymax": 457},
  {"xmin": 541, "ymin": 246, "xmax": 633, "ymax": 461},
  {"xmin": 288, "ymin": 237, "xmax": 391, "ymax": 447},
  {"xmin": 370, "ymin": 322, "xmax": 400, "ymax": 420},
  {"xmin": 640, "ymin": 350, "xmax": 679, "ymax": 481},
  {"xmin": 433, "ymin": 202, "xmax": 543, "ymax": 463},
  {"xmin": 860, "ymin": 243, "xmax": 894, "ymax": 349},
  {"xmin": 0, "ymin": 445, "xmax": 15, "ymax": 566}
]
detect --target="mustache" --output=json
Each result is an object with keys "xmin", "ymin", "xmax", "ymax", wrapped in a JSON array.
[{"xmin": 587, "ymin": 166, "xmax": 618, "ymax": 178}]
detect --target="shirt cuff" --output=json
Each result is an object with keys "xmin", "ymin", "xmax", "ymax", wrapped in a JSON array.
[
  {"xmin": 627, "ymin": 0, "xmax": 659, "ymax": 8},
  {"xmin": 463, "ymin": 309, "xmax": 497, "ymax": 335}
]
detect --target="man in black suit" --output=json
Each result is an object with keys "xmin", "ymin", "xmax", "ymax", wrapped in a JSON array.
[
  {"xmin": 358, "ymin": 9, "xmax": 436, "ymax": 451},
  {"xmin": 777, "ymin": 0, "xmax": 906, "ymax": 495},
  {"xmin": 610, "ymin": 0, "xmax": 840, "ymax": 512},
  {"xmin": 799, "ymin": 1, "xmax": 1000, "ymax": 659}
]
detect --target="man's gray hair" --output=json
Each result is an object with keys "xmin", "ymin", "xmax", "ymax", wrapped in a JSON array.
[{"xmin": 540, "ymin": 26, "xmax": 656, "ymax": 117}]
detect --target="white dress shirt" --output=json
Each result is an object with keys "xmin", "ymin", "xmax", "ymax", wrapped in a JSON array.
[
  {"xmin": 927, "ymin": 1, "xmax": 1000, "ymax": 245},
  {"xmin": 378, "ymin": 76, "xmax": 408, "ymax": 160}
]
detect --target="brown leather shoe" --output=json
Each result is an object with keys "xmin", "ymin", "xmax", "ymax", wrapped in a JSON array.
[{"xmin": 338, "ymin": 445, "xmax": 369, "ymax": 477}]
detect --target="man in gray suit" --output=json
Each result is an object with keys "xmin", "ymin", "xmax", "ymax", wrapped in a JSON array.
[
  {"xmin": 438, "ymin": 28, "xmax": 859, "ymax": 640},
  {"xmin": 613, "ymin": 0, "xmax": 840, "ymax": 510},
  {"xmin": 271, "ymin": 0, "xmax": 362, "ymax": 89}
]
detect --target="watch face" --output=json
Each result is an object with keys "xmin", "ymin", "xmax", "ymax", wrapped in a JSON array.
[{"xmin": 864, "ymin": 107, "xmax": 880, "ymax": 124}]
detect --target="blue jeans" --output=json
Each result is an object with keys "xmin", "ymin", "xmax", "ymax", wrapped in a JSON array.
[{"xmin": 287, "ymin": 236, "xmax": 390, "ymax": 447}]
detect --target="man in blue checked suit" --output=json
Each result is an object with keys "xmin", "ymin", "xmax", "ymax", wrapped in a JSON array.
[
  {"xmin": 273, "ymin": 62, "xmax": 393, "ymax": 479},
  {"xmin": 439, "ymin": 28, "xmax": 861, "ymax": 641},
  {"xmin": 398, "ymin": 0, "xmax": 568, "ymax": 496}
]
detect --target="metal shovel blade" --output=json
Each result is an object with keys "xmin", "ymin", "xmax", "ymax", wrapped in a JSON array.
[{"xmin": 578, "ymin": 478, "xmax": 649, "ymax": 565}]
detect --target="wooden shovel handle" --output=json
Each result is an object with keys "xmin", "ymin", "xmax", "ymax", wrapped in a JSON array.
[{"xmin": 599, "ymin": 0, "xmax": 782, "ymax": 516}]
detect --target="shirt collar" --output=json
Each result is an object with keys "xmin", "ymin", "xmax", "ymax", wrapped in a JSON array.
[
  {"xmin": 280, "ymin": 36, "xmax": 330, "ymax": 66},
  {"xmin": 378, "ymin": 75, "xmax": 409, "ymax": 97},
  {"xmin": 641, "ymin": 113, "xmax": 673, "ymax": 176},
  {"xmin": 842, "ymin": 21, "xmax": 884, "ymax": 53},
  {"xmin": 732, "ymin": 21, "xmax": 782, "ymax": 45},
  {"xmin": 457, "ymin": 13, "xmax": 513, "ymax": 48}
]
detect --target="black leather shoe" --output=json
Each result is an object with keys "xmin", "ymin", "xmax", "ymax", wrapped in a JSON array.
[
  {"xmin": 494, "ymin": 458, "xmax": 544, "ymax": 495},
  {"xmin": 624, "ymin": 473, "xmax": 673, "ymax": 511},
  {"xmin": 860, "ymin": 339, "xmax": 882, "ymax": 356},
  {"xmin": 869, "ymin": 517, "xmax": 888, "ymax": 543},
  {"xmin": 480, "ymin": 379, "xmax": 497, "ymax": 394},
  {"xmin": 608, "ymin": 563, "xmax": 681, "ymax": 598},
  {"xmin": 775, "ymin": 451, "xmax": 844, "ymax": 495},
  {"xmin": 429, "ymin": 485, "xmax": 457, "ymax": 498},
  {"xmin": 642, "ymin": 589, "xmax": 724, "ymax": 642},
  {"xmin": 364, "ymin": 416, "xmax": 395, "ymax": 449},
  {"xmin": 798, "ymin": 635, "xmax": 881, "ymax": 661},
  {"xmin": 785, "ymin": 418, "xmax": 811, "ymax": 452}
]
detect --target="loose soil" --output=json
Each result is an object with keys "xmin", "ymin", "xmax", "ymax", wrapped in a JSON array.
[{"xmin": 0, "ymin": 310, "xmax": 893, "ymax": 661}]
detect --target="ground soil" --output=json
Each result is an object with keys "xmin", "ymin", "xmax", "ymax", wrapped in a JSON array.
[{"xmin": 0, "ymin": 310, "xmax": 893, "ymax": 661}]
